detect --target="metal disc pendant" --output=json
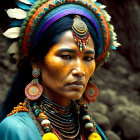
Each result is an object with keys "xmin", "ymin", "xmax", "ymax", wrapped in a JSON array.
[
  {"xmin": 85, "ymin": 84, "xmax": 98, "ymax": 103},
  {"xmin": 25, "ymin": 81, "xmax": 43, "ymax": 100}
]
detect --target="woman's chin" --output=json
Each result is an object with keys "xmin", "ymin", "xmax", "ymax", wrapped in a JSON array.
[{"xmin": 65, "ymin": 90, "xmax": 84, "ymax": 100}]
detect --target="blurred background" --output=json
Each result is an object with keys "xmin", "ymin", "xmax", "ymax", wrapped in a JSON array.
[{"xmin": 0, "ymin": 0, "xmax": 140, "ymax": 140}]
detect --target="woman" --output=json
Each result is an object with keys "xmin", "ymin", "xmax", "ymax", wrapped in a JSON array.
[{"xmin": 0, "ymin": 0, "xmax": 120, "ymax": 139}]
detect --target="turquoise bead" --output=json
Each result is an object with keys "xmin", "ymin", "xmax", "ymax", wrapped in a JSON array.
[
  {"xmin": 45, "ymin": 129, "xmax": 51, "ymax": 133},
  {"xmin": 34, "ymin": 109, "xmax": 40, "ymax": 117}
]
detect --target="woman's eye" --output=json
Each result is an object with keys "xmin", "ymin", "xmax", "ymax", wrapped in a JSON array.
[
  {"xmin": 60, "ymin": 54, "xmax": 72, "ymax": 59},
  {"xmin": 84, "ymin": 56, "xmax": 94, "ymax": 61}
]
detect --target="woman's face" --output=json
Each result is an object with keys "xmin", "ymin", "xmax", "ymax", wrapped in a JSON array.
[{"xmin": 39, "ymin": 30, "xmax": 96, "ymax": 102}]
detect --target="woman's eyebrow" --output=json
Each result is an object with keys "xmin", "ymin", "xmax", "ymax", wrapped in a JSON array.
[
  {"xmin": 57, "ymin": 48, "xmax": 77, "ymax": 53},
  {"xmin": 57, "ymin": 48, "xmax": 95, "ymax": 54},
  {"xmin": 84, "ymin": 50, "xmax": 95, "ymax": 54}
]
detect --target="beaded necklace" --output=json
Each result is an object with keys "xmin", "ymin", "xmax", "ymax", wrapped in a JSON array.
[
  {"xmin": 28, "ymin": 96, "xmax": 81, "ymax": 139},
  {"xmin": 40, "ymin": 95, "xmax": 80, "ymax": 139},
  {"xmin": 7, "ymin": 98, "xmax": 102, "ymax": 140}
]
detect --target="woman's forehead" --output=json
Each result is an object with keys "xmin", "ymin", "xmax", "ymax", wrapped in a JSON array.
[
  {"xmin": 58, "ymin": 30, "xmax": 75, "ymax": 44},
  {"xmin": 48, "ymin": 30, "xmax": 95, "ymax": 53},
  {"xmin": 58, "ymin": 30, "xmax": 95, "ymax": 50}
]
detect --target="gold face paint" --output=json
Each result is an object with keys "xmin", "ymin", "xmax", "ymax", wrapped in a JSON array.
[{"xmin": 39, "ymin": 30, "xmax": 95, "ymax": 106}]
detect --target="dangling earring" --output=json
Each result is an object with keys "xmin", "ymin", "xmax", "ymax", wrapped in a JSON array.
[
  {"xmin": 78, "ymin": 77, "xmax": 98, "ymax": 106},
  {"xmin": 85, "ymin": 82, "xmax": 98, "ymax": 103},
  {"xmin": 25, "ymin": 67, "xmax": 43, "ymax": 100},
  {"xmin": 83, "ymin": 77, "xmax": 98, "ymax": 104}
]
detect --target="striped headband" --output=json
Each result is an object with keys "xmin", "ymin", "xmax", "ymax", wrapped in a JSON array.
[{"xmin": 3, "ymin": 0, "xmax": 120, "ymax": 67}]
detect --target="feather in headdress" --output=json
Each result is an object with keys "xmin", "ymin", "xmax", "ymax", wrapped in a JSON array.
[
  {"xmin": 111, "ymin": 41, "xmax": 121, "ymax": 47},
  {"xmin": 3, "ymin": 27, "xmax": 20, "ymax": 38},
  {"xmin": 10, "ymin": 20, "xmax": 23, "ymax": 27},
  {"xmin": 17, "ymin": 0, "xmax": 32, "ymax": 5},
  {"xmin": 16, "ymin": 2, "xmax": 31, "ymax": 10},
  {"xmin": 91, "ymin": 0, "xmax": 97, "ymax": 2},
  {"xmin": 7, "ymin": 42, "xmax": 20, "ymax": 63},
  {"xmin": 6, "ymin": 8, "xmax": 27, "ymax": 19}
]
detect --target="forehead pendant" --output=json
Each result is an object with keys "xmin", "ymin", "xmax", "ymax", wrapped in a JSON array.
[{"xmin": 72, "ymin": 15, "xmax": 90, "ymax": 53}]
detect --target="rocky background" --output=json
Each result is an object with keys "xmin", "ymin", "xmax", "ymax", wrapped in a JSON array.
[{"xmin": 0, "ymin": 0, "xmax": 140, "ymax": 140}]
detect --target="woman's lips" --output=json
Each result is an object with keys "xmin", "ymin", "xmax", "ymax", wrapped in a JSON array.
[{"xmin": 66, "ymin": 81, "xmax": 85, "ymax": 88}]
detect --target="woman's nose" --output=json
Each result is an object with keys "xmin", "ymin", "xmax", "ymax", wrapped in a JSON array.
[{"xmin": 72, "ymin": 59, "xmax": 85, "ymax": 77}]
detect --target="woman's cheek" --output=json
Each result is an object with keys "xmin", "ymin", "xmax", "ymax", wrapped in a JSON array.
[
  {"xmin": 44, "ymin": 56, "xmax": 70, "ymax": 80},
  {"xmin": 91, "ymin": 61, "xmax": 96, "ymax": 72},
  {"xmin": 44, "ymin": 56, "xmax": 62, "ymax": 72},
  {"xmin": 85, "ymin": 61, "xmax": 96, "ymax": 77}
]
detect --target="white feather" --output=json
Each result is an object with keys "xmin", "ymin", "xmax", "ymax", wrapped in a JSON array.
[
  {"xmin": 91, "ymin": 0, "xmax": 97, "ymax": 3},
  {"xmin": 3, "ymin": 27, "xmax": 20, "ymax": 39},
  {"xmin": 7, "ymin": 8, "xmax": 27, "ymax": 19},
  {"xmin": 112, "ymin": 41, "xmax": 121, "ymax": 47},
  {"xmin": 99, "ymin": 5, "xmax": 106, "ymax": 9},
  {"xmin": 102, "ymin": 10, "xmax": 111, "ymax": 22},
  {"xmin": 112, "ymin": 35, "xmax": 117, "ymax": 40},
  {"xmin": 109, "ymin": 24, "xmax": 114, "ymax": 30},
  {"xmin": 112, "ymin": 31, "xmax": 117, "ymax": 37},
  {"xmin": 17, "ymin": 0, "xmax": 32, "ymax": 5},
  {"xmin": 7, "ymin": 42, "xmax": 18, "ymax": 54},
  {"xmin": 7, "ymin": 42, "xmax": 20, "ymax": 61},
  {"xmin": 104, "ymin": 14, "xmax": 111, "ymax": 22}
]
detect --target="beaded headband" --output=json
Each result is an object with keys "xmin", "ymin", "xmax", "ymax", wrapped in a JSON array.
[{"xmin": 3, "ymin": 0, "xmax": 120, "ymax": 67}]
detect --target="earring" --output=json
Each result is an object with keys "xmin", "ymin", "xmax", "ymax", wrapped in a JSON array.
[
  {"xmin": 78, "ymin": 78, "xmax": 98, "ymax": 106},
  {"xmin": 85, "ymin": 83, "xmax": 98, "ymax": 103},
  {"xmin": 77, "ymin": 96, "xmax": 87, "ymax": 106},
  {"xmin": 84, "ymin": 77, "xmax": 98, "ymax": 104},
  {"xmin": 25, "ymin": 67, "xmax": 43, "ymax": 100}
]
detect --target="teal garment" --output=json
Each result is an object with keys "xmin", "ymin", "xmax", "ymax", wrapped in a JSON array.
[
  {"xmin": 0, "ymin": 112, "xmax": 107, "ymax": 140},
  {"xmin": 0, "ymin": 112, "xmax": 42, "ymax": 140},
  {"xmin": 96, "ymin": 123, "xmax": 107, "ymax": 140}
]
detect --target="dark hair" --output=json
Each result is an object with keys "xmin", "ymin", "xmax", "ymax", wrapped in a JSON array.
[
  {"xmin": 30, "ymin": 15, "xmax": 99, "ymax": 61},
  {"xmin": 0, "ymin": 15, "xmax": 98, "ymax": 121}
]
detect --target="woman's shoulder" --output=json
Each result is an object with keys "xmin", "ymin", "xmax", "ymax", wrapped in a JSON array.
[
  {"xmin": 0, "ymin": 112, "xmax": 32, "ymax": 128},
  {"xmin": 0, "ymin": 112, "xmax": 42, "ymax": 140},
  {"xmin": 0, "ymin": 112, "xmax": 30, "ymax": 122},
  {"xmin": 0, "ymin": 112, "xmax": 31, "ymax": 128}
]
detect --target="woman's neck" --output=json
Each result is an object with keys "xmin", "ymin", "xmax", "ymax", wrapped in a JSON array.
[
  {"xmin": 39, "ymin": 94, "xmax": 80, "ymax": 139},
  {"xmin": 42, "ymin": 87, "xmax": 71, "ymax": 107}
]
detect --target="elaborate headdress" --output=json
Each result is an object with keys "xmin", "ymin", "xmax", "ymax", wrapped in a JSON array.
[
  {"xmin": 3, "ymin": 0, "xmax": 120, "ymax": 67},
  {"xmin": 2, "ymin": 1, "xmax": 121, "ymax": 139}
]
